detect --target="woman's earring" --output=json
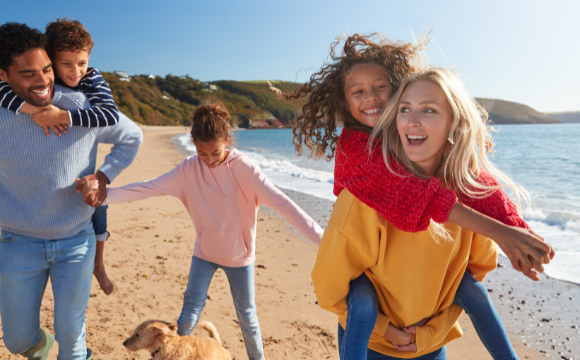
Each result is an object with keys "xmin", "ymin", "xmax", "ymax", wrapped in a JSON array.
[{"xmin": 447, "ymin": 130, "xmax": 455, "ymax": 145}]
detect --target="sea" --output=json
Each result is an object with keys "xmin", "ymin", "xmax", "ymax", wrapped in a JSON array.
[{"xmin": 172, "ymin": 123, "xmax": 580, "ymax": 285}]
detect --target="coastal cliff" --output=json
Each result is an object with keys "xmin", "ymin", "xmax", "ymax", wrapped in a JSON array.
[{"xmin": 103, "ymin": 72, "xmax": 565, "ymax": 128}]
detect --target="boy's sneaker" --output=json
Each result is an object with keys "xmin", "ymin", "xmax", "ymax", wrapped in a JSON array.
[{"xmin": 87, "ymin": 347, "xmax": 93, "ymax": 360}]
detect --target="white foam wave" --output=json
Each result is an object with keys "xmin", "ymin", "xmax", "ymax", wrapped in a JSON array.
[
  {"xmin": 523, "ymin": 208, "xmax": 580, "ymax": 234},
  {"xmin": 243, "ymin": 151, "xmax": 334, "ymax": 184}
]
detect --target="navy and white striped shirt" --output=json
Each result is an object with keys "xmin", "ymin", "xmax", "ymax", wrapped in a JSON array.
[{"xmin": 0, "ymin": 67, "xmax": 119, "ymax": 128}]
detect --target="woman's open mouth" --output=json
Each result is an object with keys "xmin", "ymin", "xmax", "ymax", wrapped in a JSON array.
[{"xmin": 406, "ymin": 134, "xmax": 428, "ymax": 146}]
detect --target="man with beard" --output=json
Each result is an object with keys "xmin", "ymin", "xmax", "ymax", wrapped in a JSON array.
[{"xmin": 0, "ymin": 23, "xmax": 142, "ymax": 360}]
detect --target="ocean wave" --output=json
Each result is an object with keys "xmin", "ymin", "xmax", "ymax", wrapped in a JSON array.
[
  {"xmin": 523, "ymin": 208, "xmax": 580, "ymax": 234},
  {"xmin": 243, "ymin": 151, "xmax": 334, "ymax": 184}
]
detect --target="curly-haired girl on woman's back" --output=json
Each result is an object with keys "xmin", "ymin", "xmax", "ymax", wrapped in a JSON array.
[{"xmin": 274, "ymin": 34, "xmax": 553, "ymax": 360}]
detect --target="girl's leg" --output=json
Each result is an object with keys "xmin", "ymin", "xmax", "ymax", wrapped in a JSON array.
[
  {"xmin": 177, "ymin": 256, "xmax": 219, "ymax": 336},
  {"xmin": 341, "ymin": 272, "xmax": 378, "ymax": 360},
  {"xmin": 453, "ymin": 272, "xmax": 518, "ymax": 360},
  {"xmin": 91, "ymin": 205, "xmax": 114, "ymax": 295},
  {"xmin": 222, "ymin": 262, "xmax": 264, "ymax": 360}
]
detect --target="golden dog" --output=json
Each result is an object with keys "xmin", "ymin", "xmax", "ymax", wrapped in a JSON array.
[{"xmin": 123, "ymin": 320, "xmax": 232, "ymax": 360}]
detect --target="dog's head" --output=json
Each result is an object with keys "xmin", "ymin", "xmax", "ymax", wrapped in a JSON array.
[{"xmin": 123, "ymin": 320, "xmax": 178, "ymax": 352}]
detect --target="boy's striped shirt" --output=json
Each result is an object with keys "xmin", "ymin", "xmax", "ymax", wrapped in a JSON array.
[{"xmin": 0, "ymin": 67, "xmax": 119, "ymax": 127}]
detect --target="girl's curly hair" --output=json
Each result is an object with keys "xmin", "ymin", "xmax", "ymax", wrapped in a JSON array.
[{"xmin": 277, "ymin": 33, "xmax": 426, "ymax": 161}]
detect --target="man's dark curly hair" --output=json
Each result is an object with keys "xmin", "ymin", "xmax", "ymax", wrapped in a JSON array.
[
  {"xmin": 276, "ymin": 33, "xmax": 426, "ymax": 161},
  {"xmin": 0, "ymin": 22, "xmax": 48, "ymax": 71},
  {"xmin": 45, "ymin": 18, "xmax": 94, "ymax": 59}
]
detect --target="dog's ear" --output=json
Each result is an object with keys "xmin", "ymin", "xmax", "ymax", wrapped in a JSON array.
[
  {"xmin": 168, "ymin": 324, "xmax": 177, "ymax": 332},
  {"xmin": 151, "ymin": 323, "xmax": 171, "ymax": 343}
]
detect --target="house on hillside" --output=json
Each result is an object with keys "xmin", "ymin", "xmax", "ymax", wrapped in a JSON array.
[
  {"xmin": 114, "ymin": 70, "xmax": 131, "ymax": 82},
  {"xmin": 209, "ymin": 85, "xmax": 218, "ymax": 91},
  {"xmin": 148, "ymin": 74, "xmax": 155, "ymax": 79}
]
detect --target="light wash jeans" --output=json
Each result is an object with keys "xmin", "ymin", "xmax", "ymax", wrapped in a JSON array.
[
  {"xmin": 177, "ymin": 256, "xmax": 265, "ymax": 360},
  {"xmin": 0, "ymin": 222, "xmax": 96, "ymax": 360},
  {"xmin": 339, "ymin": 272, "xmax": 518, "ymax": 360}
]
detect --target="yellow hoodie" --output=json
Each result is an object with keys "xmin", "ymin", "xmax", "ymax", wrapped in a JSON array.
[{"xmin": 312, "ymin": 190, "xmax": 497, "ymax": 358}]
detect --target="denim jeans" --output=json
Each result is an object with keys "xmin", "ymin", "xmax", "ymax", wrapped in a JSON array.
[
  {"xmin": 338, "ymin": 323, "xmax": 447, "ymax": 359},
  {"xmin": 340, "ymin": 271, "xmax": 517, "ymax": 360},
  {"xmin": 453, "ymin": 272, "xmax": 518, "ymax": 360},
  {"xmin": 0, "ymin": 222, "xmax": 96, "ymax": 360},
  {"xmin": 177, "ymin": 256, "xmax": 264, "ymax": 360},
  {"xmin": 91, "ymin": 205, "xmax": 109, "ymax": 241},
  {"xmin": 340, "ymin": 273, "xmax": 378, "ymax": 360}
]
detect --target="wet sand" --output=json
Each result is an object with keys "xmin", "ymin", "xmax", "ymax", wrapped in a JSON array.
[{"xmin": 0, "ymin": 126, "xmax": 577, "ymax": 360}]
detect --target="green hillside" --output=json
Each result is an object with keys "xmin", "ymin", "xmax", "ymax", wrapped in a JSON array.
[
  {"xmin": 544, "ymin": 111, "xmax": 580, "ymax": 123},
  {"xmin": 103, "ymin": 73, "xmax": 306, "ymax": 128},
  {"xmin": 476, "ymin": 98, "xmax": 560, "ymax": 125},
  {"xmin": 103, "ymin": 72, "xmax": 561, "ymax": 127}
]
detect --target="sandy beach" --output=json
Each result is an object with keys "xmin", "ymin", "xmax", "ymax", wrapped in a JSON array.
[{"xmin": 1, "ymin": 126, "xmax": 577, "ymax": 360}]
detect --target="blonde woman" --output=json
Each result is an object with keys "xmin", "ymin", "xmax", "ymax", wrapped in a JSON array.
[{"xmin": 312, "ymin": 67, "xmax": 526, "ymax": 360}]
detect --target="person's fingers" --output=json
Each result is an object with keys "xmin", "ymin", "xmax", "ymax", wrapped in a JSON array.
[
  {"xmin": 509, "ymin": 255, "xmax": 522, "ymax": 272},
  {"xmin": 548, "ymin": 245, "xmax": 556, "ymax": 260},
  {"xmin": 76, "ymin": 178, "xmax": 88, "ymax": 192},
  {"xmin": 56, "ymin": 124, "xmax": 67, "ymax": 134},
  {"xmin": 43, "ymin": 126, "xmax": 50, "ymax": 137},
  {"xmin": 520, "ymin": 260, "xmax": 541, "ymax": 281},
  {"xmin": 530, "ymin": 255, "xmax": 545, "ymax": 273},
  {"xmin": 403, "ymin": 326, "xmax": 416, "ymax": 334},
  {"xmin": 50, "ymin": 125, "xmax": 62, "ymax": 137},
  {"xmin": 518, "ymin": 250, "xmax": 534, "ymax": 271},
  {"xmin": 394, "ymin": 343, "xmax": 417, "ymax": 353}
]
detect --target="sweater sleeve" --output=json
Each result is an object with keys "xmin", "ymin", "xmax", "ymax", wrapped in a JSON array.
[
  {"xmin": 312, "ymin": 195, "xmax": 387, "ymax": 332},
  {"xmin": 253, "ymin": 164, "xmax": 323, "ymax": 245},
  {"xmin": 467, "ymin": 233, "xmax": 498, "ymax": 282},
  {"xmin": 106, "ymin": 161, "xmax": 186, "ymax": 204},
  {"xmin": 95, "ymin": 113, "xmax": 142, "ymax": 183},
  {"xmin": 459, "ymin": 169, "xmax": 529, "ymax": 229},
  {"xmin": 334, "ymin": 130, "xmax": 458, "ymax": 232},
  {"xmin": 0, "ymin": 81, "xmax": 25, "ymax": 114},
  {"xmin": 68, "ymin": 68, "xmax": 120, "ymax": 127},
  {"xmin": 414, "ymin": 305, "xmax": 463, "ymax": 353},
  {"xmin": 312, "ymin": 228, "xmax": 384, "ymax": 322},
  {"xmin": 415, "ymin": 232, "xmax": 498, "ymax": 352}
]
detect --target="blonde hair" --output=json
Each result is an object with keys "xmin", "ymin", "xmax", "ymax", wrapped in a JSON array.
[{"xmin": 372, "ymin": 67, "xmax": 529, "ymax": 241}]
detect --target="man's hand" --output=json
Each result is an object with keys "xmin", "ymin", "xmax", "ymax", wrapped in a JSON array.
[
  {"xmin": 383, "ymin": 324, "xmax": 413, "ymax": 346},
  {"xmin": 493, "ymin": 226, "xmax": 555, "ymax": 281},
  {"xmin": 76, "ymin": 171, "xmax": 109, "ymax": 207}
]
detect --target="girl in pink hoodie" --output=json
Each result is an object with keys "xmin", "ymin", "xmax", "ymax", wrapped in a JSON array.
[{"xmin": 88, "ymin": 101, "xmax": 323, "ymax": 360}]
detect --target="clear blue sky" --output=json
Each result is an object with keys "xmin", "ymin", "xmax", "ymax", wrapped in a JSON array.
[{"xmin": 3, "ymin": 0, "xmax": 579, "ymax": 112}]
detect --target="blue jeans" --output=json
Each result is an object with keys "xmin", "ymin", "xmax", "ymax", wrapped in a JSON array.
[
  {"xmin": 338, "ymin": 323, "xmax": 447, "ymax": 359},
  {"xmin": 177, "ymin": 256, "xmax": 264, "ymax": 360},
  {"xmin": 91, "ymin": 205, "xmax": 108, "ymax": 241},
  {"xmin": 340, "ymin": 272, "xmax": 517, "ymax": 360},
  {"xmin": 0, "ymin": 222, "xmax": 96, "ymax": 360}
]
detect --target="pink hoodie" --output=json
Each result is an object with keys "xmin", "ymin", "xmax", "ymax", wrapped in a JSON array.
[{"xmin": 106, "ymin": 149, "xmax": 323, "ymax": 267}]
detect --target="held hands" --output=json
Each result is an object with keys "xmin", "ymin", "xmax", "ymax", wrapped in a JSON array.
[
  {"xmin": 383, "ymin": 317, "xmax": 432, "ymax": 353},
  {"xmin": 20, "ymin": 103, "xmax": 69, "ymax": 137},
  {"xmin": 76, "ymin": 171, "xmax": 109, "ymax": 207},
  {"xmin": 495, "ymin": 225, "xmax": 555, "ymax": 282}
]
